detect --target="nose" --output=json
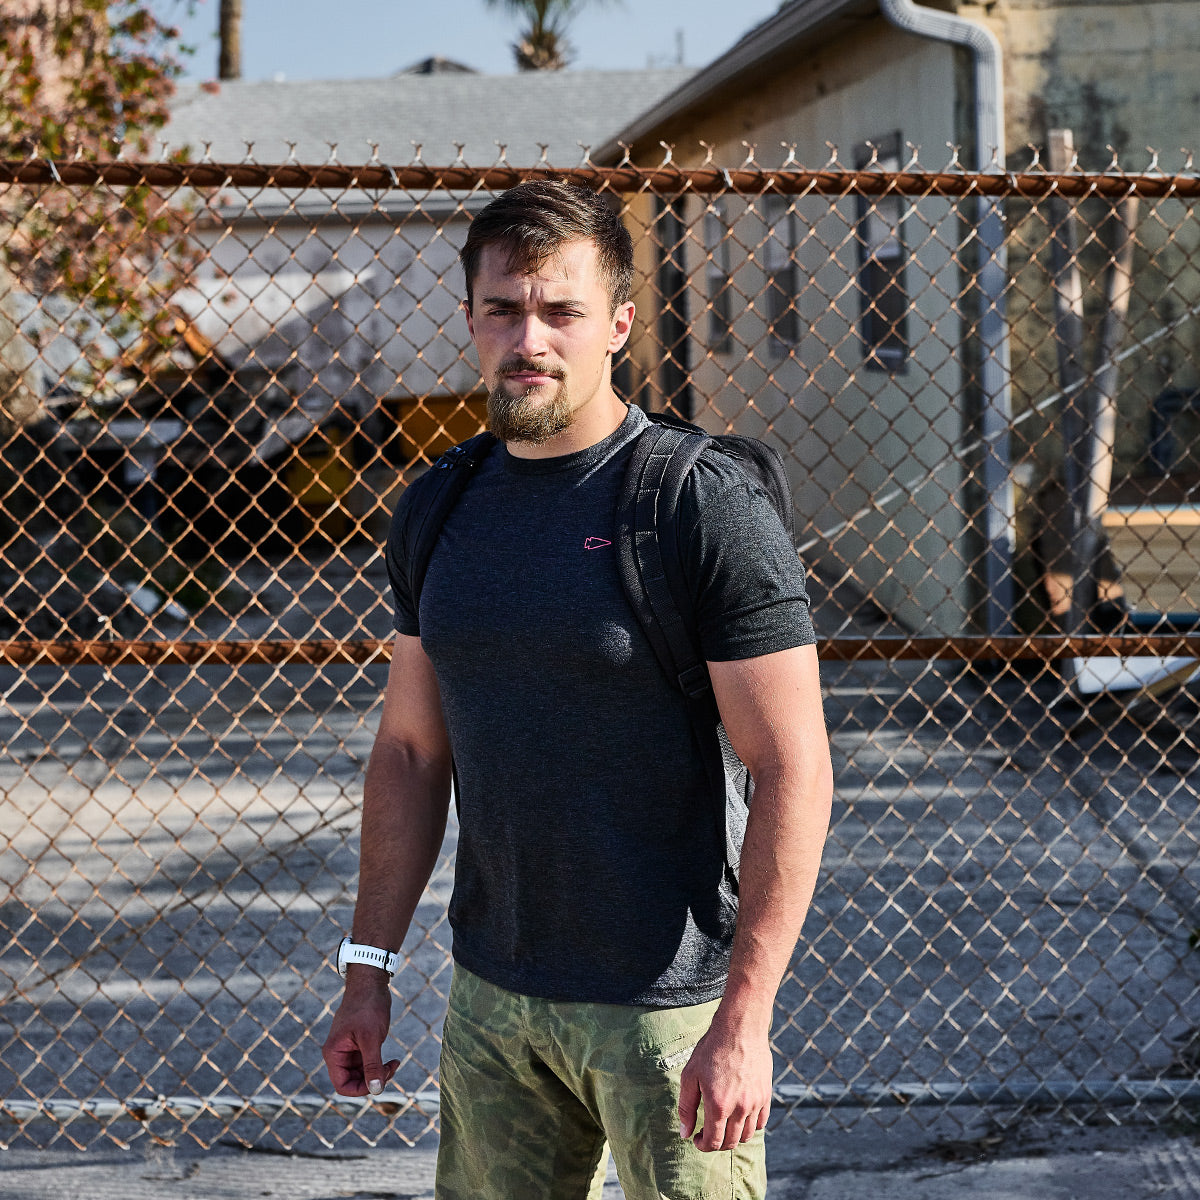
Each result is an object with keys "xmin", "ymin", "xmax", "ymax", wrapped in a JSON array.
[{"xmin": 513, "ymin": 314, "xmax": 550, "ymax": 360}]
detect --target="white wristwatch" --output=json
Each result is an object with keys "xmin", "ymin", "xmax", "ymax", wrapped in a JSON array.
[{"xmin": 336, "ymin": 936, "xmax": 400, "ymax": 978}]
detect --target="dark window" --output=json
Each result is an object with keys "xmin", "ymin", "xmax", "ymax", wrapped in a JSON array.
[
  {"xmin": 763, "ymin": 195, "xmax": 799, "ymax": 354},
  {"xmin": 856, "ymin": 136, "xmax": 908, "ymax": 372},
  {"xmin": 704, "ymin": 200, "xmax": 734, "ymax": 353}
]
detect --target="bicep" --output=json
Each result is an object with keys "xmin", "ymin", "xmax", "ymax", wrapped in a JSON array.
[
  {"xmin": 708, "ymin": 644, "xmax": 829, "ymax": 781},
  {"xmin": 375, "ymin": 633, "xmax": 452, "ymax": 770}
]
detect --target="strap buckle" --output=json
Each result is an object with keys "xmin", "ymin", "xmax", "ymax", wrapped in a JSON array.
[{"xmin": 677, "ymin": 662, "xmax": 712, "ymax": 699}]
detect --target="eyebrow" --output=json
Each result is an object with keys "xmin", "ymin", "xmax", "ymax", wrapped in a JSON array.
[{"xmin": 479, "ymin": 294, "xmax": 590, "ymax": 309}]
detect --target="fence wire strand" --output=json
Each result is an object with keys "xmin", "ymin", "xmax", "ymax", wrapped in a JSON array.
[{"xmin": 3, "ymin": 151, "xmax": 1200, "ymax": 1150}]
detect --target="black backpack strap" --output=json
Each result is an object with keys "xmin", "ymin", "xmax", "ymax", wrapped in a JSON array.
[
  {"xmin": 403, "ymin": 431, "xmax": 498, "ymax": 612},
  {"xmin": 618, "ymin": 419, "xmax": 745, "ymax": 875},
  {"xmin": 616, "ymin": 419, "xmax": 713, "ymax": 702}
]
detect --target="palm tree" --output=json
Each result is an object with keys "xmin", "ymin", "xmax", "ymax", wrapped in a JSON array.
[
  {"xmin": 484, "ymin": 0, "xmax": 611, "ymax": 71},
  {"xmin": 218, "ymin": 0, "xmax": 242, "ymax": 80}
]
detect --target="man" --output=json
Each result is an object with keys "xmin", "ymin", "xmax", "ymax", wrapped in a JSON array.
[{"xmin": 323, "ymin": 180, "xmax": 833, "ymax": 1199}]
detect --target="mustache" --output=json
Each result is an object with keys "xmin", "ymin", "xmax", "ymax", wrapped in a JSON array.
[{"xmin": 499, "ymin": 358, "xmax": 565, "ymax": 380}]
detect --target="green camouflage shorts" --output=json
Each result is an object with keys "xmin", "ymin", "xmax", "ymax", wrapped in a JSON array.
[{"xmin": 434, "ymin": 966, "xmax": 766, "ymax": 1200}]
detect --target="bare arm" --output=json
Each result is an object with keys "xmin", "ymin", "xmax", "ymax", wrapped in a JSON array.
[
  {"xmin": 679, "ymin": 642, "xmax": 832, "ymax": 1151},
  {"xmin": 322, "ymin": 632, "xmax": 453, "ymax": 1097}
]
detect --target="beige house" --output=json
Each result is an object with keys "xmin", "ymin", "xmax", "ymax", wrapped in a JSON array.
[{"xmin": 599, "ymin": 0, "xmax": 1200, "ymax": 635}]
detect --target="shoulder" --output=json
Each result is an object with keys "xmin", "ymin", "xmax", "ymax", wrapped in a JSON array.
[
  {"xmin": 678, "ymin": 442, "xmax": 772, "ymax": 521},
  {"xmin": 386, "ymin": 466, "xmax": 432, "ymax": 548},
  {"xmin": 388, "ymin": 433, "xmax": 500, "ymax": 543}
]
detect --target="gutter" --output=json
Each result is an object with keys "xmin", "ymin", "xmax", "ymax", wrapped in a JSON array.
[
  {"xmin": 878, "ymin": 0, "xmax": 1005, "ymax": 165},
  {"xmin": 880, "ymin": 0, "xmax": 1016, "ymax": 636}
]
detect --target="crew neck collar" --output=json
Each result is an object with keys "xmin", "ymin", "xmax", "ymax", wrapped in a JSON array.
[{"xmin": 500, "ymin": 405, "xmax": 646, "ymax": 475}]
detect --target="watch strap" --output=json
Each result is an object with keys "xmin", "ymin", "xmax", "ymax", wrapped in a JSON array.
[{"xmin": 336, "ymin": 936, "xmax": 400, "ymax": 977}]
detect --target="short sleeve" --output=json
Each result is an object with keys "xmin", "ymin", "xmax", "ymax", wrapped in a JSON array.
[
  {"xmin": 680, "ymin": 455, "xmax": 816, "ymax": 662},
  {"xmin": 385, "ymin": 485, "xmax": 421, "ymax": 636}
]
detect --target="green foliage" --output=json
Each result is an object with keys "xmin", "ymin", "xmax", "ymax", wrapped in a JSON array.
[
  {"xmin": 0, "ymin": 1, "xmax": 197, "ymax": 430},
  {"xmin": 0, "ymin": 1, "xmax": 186, "ymax": 158},
  {"xmin": 483, "ymin": 0, "xmax": 616, "ymax": 71}
]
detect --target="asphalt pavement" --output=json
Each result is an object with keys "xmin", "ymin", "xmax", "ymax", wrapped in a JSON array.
[
  {"xmin": 2, "ymin": 1108, "xmax": 1200, "ymax": 1197},
  {"xmin": 5, "ymin": 551, "xmax": 1200, "ymax": 1196}
]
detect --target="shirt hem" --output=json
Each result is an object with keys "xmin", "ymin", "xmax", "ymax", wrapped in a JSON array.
[{"xmin": 451, "ymin": 949, "xmax": 730, "ymax": 1008}]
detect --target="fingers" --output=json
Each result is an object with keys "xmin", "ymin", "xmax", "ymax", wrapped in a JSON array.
[
  {"xmin": 323, "ymin": 990, "xmax": 395, "ymax": 1097},
  {"xmin": 323, "ymin": 1044, "xmax": 368, "ymax": 1096},
  {"xmin": 691, "ymin": 1100, "xmax": 769, "ymax": 1152},
  {"xmin": 324, "ymin": 1043, "xmax": 401, "ymax": 1097},
  {"xmin": 732, "ymin": 1112, "xmax": 759, "ymax": 1148},
  {"xmin": 364, "ymin": 1056, "xmax": 401, "ymax": 1095},
  {"xmin": 677, "ymin": 1070, "xmax": 701, "ymax": 1141},
  {"xmin": 677, "ymin": 1027, "xmax": 772, "ymax": 1152},
  {"xmin": 322, "ymin": 1019, "xmax": 399, "ymax": 1098},
  {"xmin": 693, "ymin": 1113, "xmax": 728, "ymax": 1153}
]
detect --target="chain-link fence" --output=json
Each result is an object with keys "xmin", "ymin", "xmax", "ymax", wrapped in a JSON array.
[{"xmin": 3, "ymin": 151, "xmax": 1200, "ymax": 1152}]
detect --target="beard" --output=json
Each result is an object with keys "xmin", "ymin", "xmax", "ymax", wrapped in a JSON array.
[{"xmin": 486, "ymin": 363, "xmax": 573, "ymax": 445}]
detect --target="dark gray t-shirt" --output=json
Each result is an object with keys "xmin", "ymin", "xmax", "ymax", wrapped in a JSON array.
[{"xmin": 387, "ymin": 405, "xmax": 815, "ymax": 1005}]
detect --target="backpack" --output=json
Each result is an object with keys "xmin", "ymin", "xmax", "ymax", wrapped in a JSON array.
[{"xmin": 395, "ymin": 410, "xmax": 797, "ymax": 884}]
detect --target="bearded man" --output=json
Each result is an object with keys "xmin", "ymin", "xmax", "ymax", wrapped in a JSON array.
[{"xmin": 323, "ymin": 180, "xmax": 832, "ymax": 1200}]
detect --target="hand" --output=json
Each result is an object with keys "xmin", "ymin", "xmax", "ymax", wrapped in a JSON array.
[
  {"xmin": 322, "ymin": 970, "xmax": 400, "ymax": 1097},
  {"xmin": 677, "ymin": 1018, "xmax": 773, "ymax": 1153}
]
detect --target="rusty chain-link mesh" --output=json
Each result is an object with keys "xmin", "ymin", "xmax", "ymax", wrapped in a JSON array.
[{"xmin": 2, "ymin": 151, "xmax": 1200, "ymax": 1151}]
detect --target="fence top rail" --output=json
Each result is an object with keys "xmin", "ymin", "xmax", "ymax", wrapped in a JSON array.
[
  {"xmin": 2, "ymin": 159, "xmax": 1200, "ymax": 199},
  {"xmin": 5, "ymin": 635, "xmax": 1200, "ymax": 667}
]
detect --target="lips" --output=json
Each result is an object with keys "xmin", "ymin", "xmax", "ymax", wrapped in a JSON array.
[
  {"xmin": 500, "ymin": 361, "xmax": 563, "ymax": 387},
  {"xmin": 505, "ymin": 371, "xmax": 558, "ymax": 386}
]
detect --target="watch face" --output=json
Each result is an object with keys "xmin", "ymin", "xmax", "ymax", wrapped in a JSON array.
[{"xmin": 336, "ymin": 936, "xmax": 351, "ymax": 976}]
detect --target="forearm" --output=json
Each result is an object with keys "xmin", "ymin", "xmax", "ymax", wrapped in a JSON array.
[
  {"xmin": 680, "ymin": 645, "xmax": 830, "ymax": 1148},
  {"xmin": 716, "ymin": 756, "xmax": 832, "ymax": 1034},
  {"xmin": 350, "ymin": 736, "xmax": 452, "ymax": 958},
  {"xmin": 324, "ymin": 633, "xmax": 450, "ymax": 1095}
]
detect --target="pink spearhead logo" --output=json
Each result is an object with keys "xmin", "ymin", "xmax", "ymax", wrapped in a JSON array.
[{"xmin": 584, "ymin": 537, "xmax": 612, "ymax": 550}]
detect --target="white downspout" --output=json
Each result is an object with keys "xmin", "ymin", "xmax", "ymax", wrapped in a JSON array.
[
  {"xmin": 879, "ymin": 0, "xmax": 1005, "ymax": 161},
  {"xmin": 879, "ymin": 0, "xmax": 1015, "ymax": 637}
]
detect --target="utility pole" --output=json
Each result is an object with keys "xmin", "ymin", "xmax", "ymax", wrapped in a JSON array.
[{"xmin": 218, "ymin": 0, "xmax": 242, "ymax": 81}]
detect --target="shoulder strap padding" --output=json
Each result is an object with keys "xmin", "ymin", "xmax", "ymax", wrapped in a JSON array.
[
  {"xmin": 710, "ymin": 436, "xmax": 795, "ymax": 541},
  {"xmin": 616, "ymin": 420, "xmax": 712, "ymax": 701}
]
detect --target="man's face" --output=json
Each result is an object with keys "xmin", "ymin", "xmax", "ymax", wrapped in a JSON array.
[{"xmin": 464, "ymin": 239, "xmax": 634, "ymax": 446}]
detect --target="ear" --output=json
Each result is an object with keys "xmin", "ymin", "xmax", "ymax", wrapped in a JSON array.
[
  {"xmin": 608, "ymin": 300, "xmax": 635, "ymax": 354},
  {"xmin": 463, "ymin": 299, "xmax": 475, "ymax": 342}
]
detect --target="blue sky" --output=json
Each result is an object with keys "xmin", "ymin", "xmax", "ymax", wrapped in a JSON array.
[{"xmin": 158, "ymin": 0, "xmax": 784, "ymax": 82}]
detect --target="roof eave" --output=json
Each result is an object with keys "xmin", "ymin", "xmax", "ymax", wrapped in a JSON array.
[{"xmin": 593, "ymin": 0, "xmax": 873, "ymax": 163}]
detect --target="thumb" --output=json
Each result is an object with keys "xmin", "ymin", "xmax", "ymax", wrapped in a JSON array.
[
  {"xmin": 678, "ymin": 1068, "xmax": 701, "ymax": 1140},
  {"xmin": 359, "ymin": 1036, "xmax": 388, "ymax": 1096}
]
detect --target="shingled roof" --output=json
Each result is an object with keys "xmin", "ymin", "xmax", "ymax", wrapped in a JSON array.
[{"xmin": 165, "ymin": 67, "xmax": 697, "ymax": 166}]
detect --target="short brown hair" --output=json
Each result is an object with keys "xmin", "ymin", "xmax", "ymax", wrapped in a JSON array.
[{"xmin": 460, "ymin": 180, "xmax": 634, "ymax": 313}]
